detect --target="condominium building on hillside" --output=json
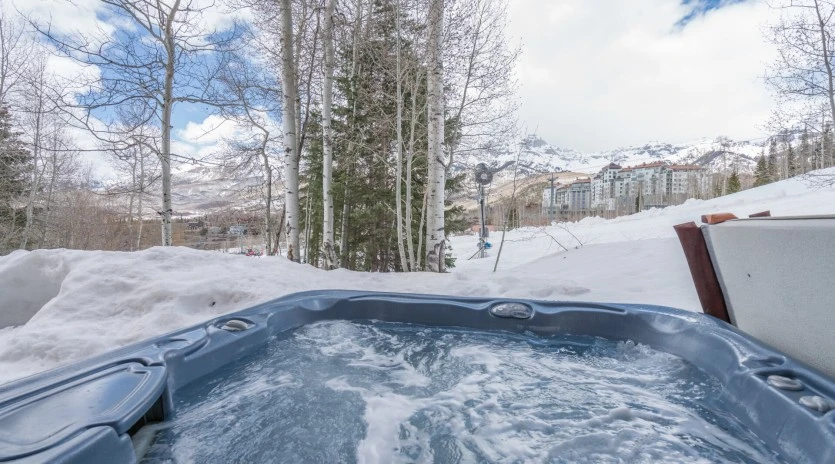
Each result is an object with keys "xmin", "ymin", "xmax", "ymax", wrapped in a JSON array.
[{"xmin": 543, "ymin": 161, "xmax": 707, "ymax": 214}]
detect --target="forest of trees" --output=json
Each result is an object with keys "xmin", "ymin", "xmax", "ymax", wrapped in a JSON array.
[
  {"xmin": 0, "ymin": 0, "xmax": 519, "ymax": 271},
  {"xmin": 763, "ymin": 0, "xmax": 835, "ymax": 185}
]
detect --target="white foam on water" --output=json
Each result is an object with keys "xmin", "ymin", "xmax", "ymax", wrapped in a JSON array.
[{"xmin": 140, "ymin": 321, "xmax": 789, "ymax": 464}]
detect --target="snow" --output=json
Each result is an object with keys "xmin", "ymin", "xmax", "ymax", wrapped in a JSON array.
[
  {"xmin": 460, "ymin": 135, "xmax": 764, "ymax": 179},
  {"xmin": 0, "ymin": 169, "xmax": 833, "ymax": 385}
]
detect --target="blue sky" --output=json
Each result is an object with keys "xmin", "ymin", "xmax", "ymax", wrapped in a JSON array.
[{"xmin": 678, "ymin": 0, "xmax": 748, "ymax": 26}]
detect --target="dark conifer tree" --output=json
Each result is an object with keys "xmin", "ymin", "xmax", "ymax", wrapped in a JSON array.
[
  {"xmin": 785, "ymin": 142, "xmax": 797, "ymax": 178},
  {"xmin": 753, "ymin": 154, "xmax": 770, "ymax": 187},
  {"xmin": 727, "ymin": 169, "xmax": 741, "ymax": 194},
  {"xmin": 767, "ymin": 137, "xmax": 779, "ymax": 181},
  {"xmin": 0, "ymin": 105, "xmax": 31, "ymax": 249}
]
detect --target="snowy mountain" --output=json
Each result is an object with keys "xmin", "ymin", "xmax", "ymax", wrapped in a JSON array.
[
  {"xmin": 456, "ymin": 135, "xmax": 764, "ymax": 179},
  {"xmin": 171, "ymin": 164, "xmax": 265, "ymax": 215},
  {"xmin": 162, "ymin": 134, "xmax": 766, "ymax": 215}
]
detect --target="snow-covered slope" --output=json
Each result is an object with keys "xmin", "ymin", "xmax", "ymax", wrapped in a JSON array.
[
  {"xmin": 0, "ymin": 169, "xmax": 832, "ymax": 384},
  {"xmin": 170, "ymin": 164, "xmax": 266, "ymax": 215},
  {"xmin": 456, "ymin": 135, "xmax": 763, "ymax": 178}
]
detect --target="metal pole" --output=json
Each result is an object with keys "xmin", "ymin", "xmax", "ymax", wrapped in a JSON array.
[{"xmin": 479, "ymin": 184, "xmax": 487, "ymax": 258}]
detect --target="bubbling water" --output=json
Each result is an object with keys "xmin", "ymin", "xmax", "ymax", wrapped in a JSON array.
[{"xmin": 139, "ymin": 320, "xmax": 787, "ymax": 464}]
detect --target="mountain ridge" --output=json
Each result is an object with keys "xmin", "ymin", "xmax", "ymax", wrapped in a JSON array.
[{"xmin": 455, "ymin": 134, "xmax": 764, "ymax": 179}]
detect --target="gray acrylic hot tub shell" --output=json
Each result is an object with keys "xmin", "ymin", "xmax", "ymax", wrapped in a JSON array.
[{"xmin": 0, "ymin": 290, "xmax": 833, "ymax": 463}]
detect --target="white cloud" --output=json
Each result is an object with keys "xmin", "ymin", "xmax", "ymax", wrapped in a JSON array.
[
  {"xmin": 179, "ymin": 115, "xmax": 241, "ymax": 145},
  {"xmin": 15, "ymin": 0, "xmax": 247, "ymax": 39},
  {"xmin": 508, "ymin": 0, "xmax": 776, "ymax": 151},
  {"xmin": 12, "ymin": 0, "xmax": 113, "ymax": 37},
  {"xmin": 175, "ymin": 113, "xmax": 282, "ymax": 164}
]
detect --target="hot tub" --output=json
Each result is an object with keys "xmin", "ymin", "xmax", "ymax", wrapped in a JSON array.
[{"xmin": 0, "ymin": 291, "xmax": 833, "ymax": 463}]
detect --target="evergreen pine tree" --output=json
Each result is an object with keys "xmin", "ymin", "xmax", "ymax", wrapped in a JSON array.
[
  {"xmin": 799, "ymin": 128, "xmax": 811, "ymax": 174},
  {"xmin": 0, "ymin": 105, "xmax": 31, "ymax": 226},
  {"xmin": 753, "ymin": 154, "xmax": 770, "ymax": 187},
  {"xmin": 328, "ymin": 2, "xmax": 436, "ymax": 271},
  {"xmin": 823, "ymin": 123, "xmax": 833, "ymax": 169},
  {"xmin": 767, "ymin": 137, "xmax": 778, "ymax": 181},
  {"xmin": 300, "ymin": 112, "xmax": 324, "ymax": 266},
  {"xmin": 727, "ymin": 169, "xmax": 741, "ymax": 194},
  {"xmin": 785, "ymin": 142, "xmax": 797, "ymax": 178}
]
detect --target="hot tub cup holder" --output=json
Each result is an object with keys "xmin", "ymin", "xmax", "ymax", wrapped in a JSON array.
[
  {"xmin": 217, "ymin": 318, "xmax": 255, "ymax": 332},
  {"xmin": 762, "ymin": 373, "xmax": 835, "ymax": 414},
  {"xmin": 767, "ymin": 374, "xmax": 805, "ymax": 391},
  {"xmin": 489, "ymin": 302, "xmax": 534, "ymax": 319},
  {"xmin": 799, "ymin": 395, "xmax": 834, "ymax": 413}
]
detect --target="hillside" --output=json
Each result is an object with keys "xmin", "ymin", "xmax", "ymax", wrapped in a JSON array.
[{"xmin": 170, "ymin": 164, "xmax": 265, "ymax": 215}]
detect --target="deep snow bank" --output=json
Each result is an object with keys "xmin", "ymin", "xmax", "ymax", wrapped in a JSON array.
[{"xmin": 0, "ymin": 239, "xmax": 695, "ymax": 384}]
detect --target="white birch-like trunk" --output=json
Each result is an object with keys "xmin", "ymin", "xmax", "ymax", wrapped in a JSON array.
[
  {"xmin": 303, "ymin": 187, "xmax": 312, "ymax": 263},
  {"xmin": 160, "ymin": 0, "xmax": 181, "ymax": 246},
  {"xmin": 20, "ymin": 85, "xmax": 44, "ymax": 250},
  {"xmin": 417, "ymin": 187, "xmax": 427, "ymax": 271},
  {"xmin": 260, "ymin": 136, "xmax": 272, "ymax": 255},
  {"xmin": 36, "ymin": 141, "xmax": 61, "ymax": 249},
  {"xmin": 405, "ymin": 71, "xmax": 420, "ymax": 271},
  {"xmin": 814, "ymin": 0, "xmax": 835, "ymax": 139},
  {"xmin": 128, "ymin": 157, "xmax": 136, "ymax": 251},
  {"xmin": 279, "ymin": 0, "xmax": 300, "ymax": 261},
  {"xmin": 424, "ymin": 0, "xmax": 446, "ymax": 272},
  {"xmin": 136, "ymin": 150, "xmax": 145, "ymax": 250},
  {"xmin": 339, "ymin": 183, "xmax": 350, "ymax": 266},
  {"xmin": 321, "ymin": 0, "xmax": 337, "ymax": 269},
  {"xmin": 822, "ymin": 109, "xmax": 828, "ymax": 170},
  {"xmin": 394, "ymin": 0, "xmax": 408, "ymax": 271}
]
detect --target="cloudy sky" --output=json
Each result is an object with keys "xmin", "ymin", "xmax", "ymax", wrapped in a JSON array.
[
  {"xmin": 17, "ymin": 0, "xmax": 777, "ymax": 164},
  {"xmin": 507, "ymin": 0, "xmax": 775, "ymax": 151}
]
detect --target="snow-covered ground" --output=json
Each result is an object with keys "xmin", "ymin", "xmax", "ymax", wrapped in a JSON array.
[{"xmin": 0, "ymin": 170, "xmax": 833, "ymax": 385}]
